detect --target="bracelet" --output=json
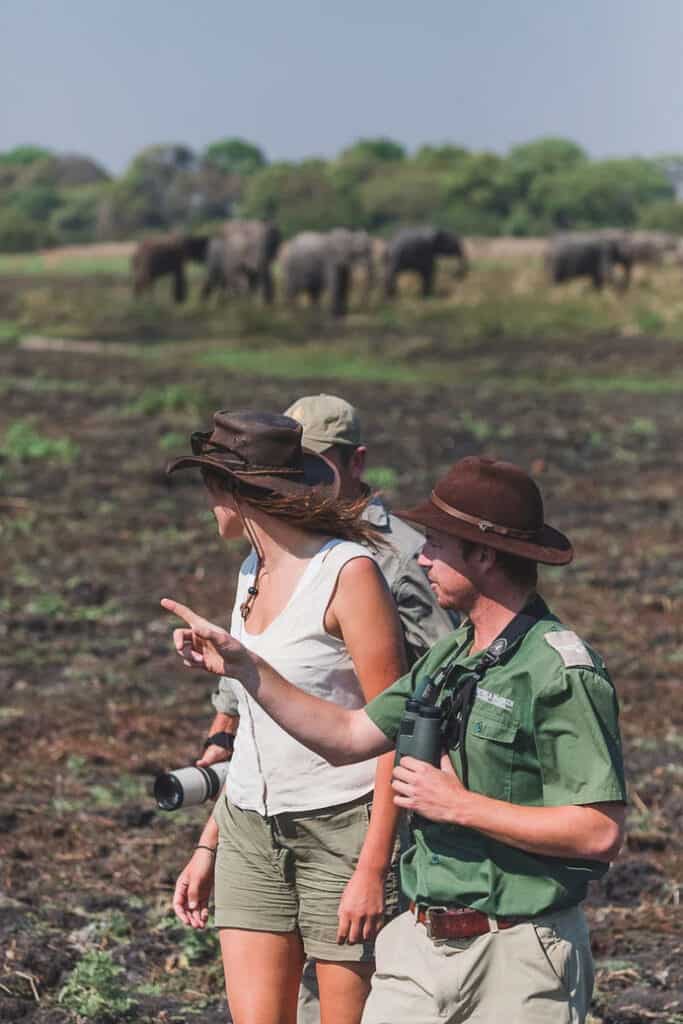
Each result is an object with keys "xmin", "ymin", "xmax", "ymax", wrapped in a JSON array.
[
  {"xmin": 203, "ymin": 732, "xmax": 235, "ymax": 752},
  {"xmin": 195, "ymin": 844, "xmax": 217, "ymax": 855}
]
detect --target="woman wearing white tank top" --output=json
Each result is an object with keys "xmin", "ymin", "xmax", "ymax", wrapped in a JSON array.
[{"xmin": 164, "ymin": 411, "xmax": 406, "ymax": 1024}]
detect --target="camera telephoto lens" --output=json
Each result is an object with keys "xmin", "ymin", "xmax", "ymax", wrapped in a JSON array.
[{"xmin": 153, "ymin": 762, "xmax": 230, "ymax": 811}]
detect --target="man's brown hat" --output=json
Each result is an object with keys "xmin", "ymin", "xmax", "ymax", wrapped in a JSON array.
[
  {"xmin": 166, "ymin": 410, "xmax": 338, "ymax": 497},
  {"xmin": 398, "ymin": 456, "xmax": 573, "ymax": 565}
]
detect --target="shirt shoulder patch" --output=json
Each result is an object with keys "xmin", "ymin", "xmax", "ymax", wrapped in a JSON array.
[{"xmin": 544, "ymin": 630, "xmax": 593, "ymax": 668}]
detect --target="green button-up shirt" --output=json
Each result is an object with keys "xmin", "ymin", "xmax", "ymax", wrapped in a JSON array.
[{"xmin": 364, "ymin": 601, "xmax": 627, "ymax": 917}]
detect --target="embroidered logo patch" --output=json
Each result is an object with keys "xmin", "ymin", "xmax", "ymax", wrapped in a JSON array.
[
  {"xmin": 544, "ymin": 630, "xmax": 593, "ymax": 668},
  {"xmin": 475, "ymin": 686, "xmax": 514, "ymax": 712}
]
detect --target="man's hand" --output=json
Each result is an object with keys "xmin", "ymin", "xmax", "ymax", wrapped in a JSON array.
[
  {"xmin": 336, "ymin": 864, "xmax": 386, "ymax": 945},
  {"xmin": 161, "ymin": 598, "xmax": 253, "ymax": 678},
  {"xmin": 392, "ymin": 753, "xmax": 472, "ymax": 825}
]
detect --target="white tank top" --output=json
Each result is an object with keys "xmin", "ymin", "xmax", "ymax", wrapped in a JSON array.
[{"xmin": 225, "ymin": 539, "xmax": 378, "ymax": 815}]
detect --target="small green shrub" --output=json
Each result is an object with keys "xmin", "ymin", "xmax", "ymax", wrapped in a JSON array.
[
  {"xmin": 58, "ymin": 950, "xmax": 134, "ymax": 1020},
  {"xmin": 364, "ymin": 466, "xmax": 399, "ymax": 490},
  {"xmin": 179, "ymin": 923, "xmax": 221, "ymax": 964},
  {"xmin": 1, "ymin": 419, "xmax": 79, "ymax": 463},
  {"xmin": 633, "ymin": 305, "xmax": 665, "ymax": 334},
  {"xmin": 128, "ymin": 384, "xmax": 201, "ymax": 416},
  {"xmin": 159, "ymin": 430, "xmax": 189, "ymax": 451}
]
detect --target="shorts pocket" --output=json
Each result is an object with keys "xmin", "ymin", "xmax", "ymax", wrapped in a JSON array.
[{"xmin": 531, "ymin": 923, "xmax": 572, "ymax": 996}]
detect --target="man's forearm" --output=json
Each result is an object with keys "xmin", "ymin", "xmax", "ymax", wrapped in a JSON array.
[
  {"xmin": 454, "ymin": 794, "xmax": 625, "ymax": 862},
  {"xmin": 240, "ymin": 652, "xmax": 391, "ymax": 764}
]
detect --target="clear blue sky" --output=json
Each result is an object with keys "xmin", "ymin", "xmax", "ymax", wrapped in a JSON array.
[{"xmin": 1, "ymin": 0, "xmax": 681, "ymax": 174}]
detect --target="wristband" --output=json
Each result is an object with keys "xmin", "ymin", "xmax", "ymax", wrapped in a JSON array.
[
  {"xmin": 203, "ymin": 731, "xmax": 235, "ymax": 752},
  {"xmin": 195, "ymin": 845, "xmax": 217, "ymax": 855}
]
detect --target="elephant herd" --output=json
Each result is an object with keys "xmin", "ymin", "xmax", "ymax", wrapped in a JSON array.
[
  {"xmin": 131, "ymin": 222, "xmax": 680, "ymax": 313},
  {"xmin": 130, "ymin": 221, "xmax": 469, "ymax": 315}
]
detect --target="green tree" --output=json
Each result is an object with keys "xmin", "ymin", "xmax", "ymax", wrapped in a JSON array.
[
  {"xmin": 49, "ymin": 187, "xmax": 101, "ymax": 243},
  {"xmin": 7, "ymin": 185, "xmax": 61, "ymax": 221},
  {"xmin": 203, "ymin": 138, "xmax": 266, "ymax": 177},
  {"xmin": 329, "ymin": 137, "xmax": 406, "ymax": 207},
  {"xmin": 0, "ymin": 207, "xmax": 46, "ymax": 251},
  {"xmin": 242, "ymin": 160, "xmax": 352, "ymax": 236},
  {"xmin": 501, "ymin": 137, "xmax": 587, "ymax": 202},
  {"xmin": 528, "ymin": 158, "xmax": 674, "ymax": 229},
  {"xmin": 98, "ymin": 143, "xmax": 197, "ymax": 235},
  {"xmin": 413, "ymin": 144, "xmax": 469, "ymax": 170},
  {"xmin": 637, "ymin": 199, "xmax": 683, "ymax": 234},
  {"xmin": 358, "ymin": 165, "xmax": 447, "ymax": 230},
  {"xmin": 339, "ymin": 138, "xmax": 406, "ymax": 164},
  {"xmin": 0, "ymin": 144, "xmax": 52, "ymax": 167}
]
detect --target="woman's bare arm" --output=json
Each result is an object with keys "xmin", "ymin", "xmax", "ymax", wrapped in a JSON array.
[{"xmin": 326, "ymin": 557, "xmax": 407, "ymax": 942}]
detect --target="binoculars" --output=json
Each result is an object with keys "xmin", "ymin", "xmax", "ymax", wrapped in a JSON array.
[
  {"xmin": 394, "ymin": 699, "xmax": 442, "ymax": 767},
  {"xmin": 154, "ymin": 761, "xmax": 230, "ymax": 811}
]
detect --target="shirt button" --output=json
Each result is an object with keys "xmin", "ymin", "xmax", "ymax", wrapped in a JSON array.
[
  {"xmin": 430, "ymin": 854, "xmax": 440, "ymax": 864},
  {"xmin": 473, "ymin": 722, "xmax": 482, "ymax": 733}
]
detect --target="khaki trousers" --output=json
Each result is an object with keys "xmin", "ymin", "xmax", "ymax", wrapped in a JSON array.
[{"xmin": 361, "ymin": 905, "xmax": 594, "ymax": 1024}]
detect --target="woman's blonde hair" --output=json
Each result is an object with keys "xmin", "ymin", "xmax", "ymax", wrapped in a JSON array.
[{"xmin": 201, "ymin": 468, "xmax": 385, "ymax": 550}]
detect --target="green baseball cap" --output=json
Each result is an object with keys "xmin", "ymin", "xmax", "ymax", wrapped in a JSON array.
[{"xmin": 283, "ymin": 394, "xmax": 362, "ymax": 454}]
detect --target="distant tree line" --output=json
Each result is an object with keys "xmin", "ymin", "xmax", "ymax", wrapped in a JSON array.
[{"xmin": 2, "ymin": 135, "xmax": 683, "ymax": 252}]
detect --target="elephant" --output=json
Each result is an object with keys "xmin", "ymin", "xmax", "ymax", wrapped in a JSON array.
[
  {"xmin": 623, "ymin": 230, "xmax": 678, "ymax": 266},
  {"xmin": 547, "ymin": 232, "xmax": 633, "ymax": 290},
  {"xmin": 131, "ymin": 234, "xmax": 208, "ymax": 303},
  {"xmin": 282, "ymin": 228, "xmax": 375, "ymax": 317},
  {"xmin": 201, "ymin": 220, "xmax": 281, "ymax": 304},
  {"xmin": 384, "ymin": 226, "xmax": 468, "ymax": 298}
]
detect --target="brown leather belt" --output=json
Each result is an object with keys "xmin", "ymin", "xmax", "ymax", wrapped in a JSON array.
[{"xmin": 409, "ymin": 901, "xmax": 519, "ymax": 940}]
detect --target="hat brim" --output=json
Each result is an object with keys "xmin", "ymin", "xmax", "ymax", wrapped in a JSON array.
[
  {"xmin": 166, "ymin": 448, "xmax": 339, "ymax": 499},
  {"xmin": 397, "ymin": 498, "xmax": 573, "ymax": 566}
]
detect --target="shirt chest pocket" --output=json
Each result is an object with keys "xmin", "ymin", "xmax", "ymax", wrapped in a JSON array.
[{"xmin": 467, "ymin": 708, "xmax": 519, "ymax": 801}]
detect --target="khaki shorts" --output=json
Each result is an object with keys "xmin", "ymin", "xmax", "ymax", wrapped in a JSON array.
[
  {"xmin": 213, "ymin": 794, "xmax": 398, "ymax": 962},
  {"xmin": 361, "ymin": 904, "xmax": 594, "ymax": 1024}
]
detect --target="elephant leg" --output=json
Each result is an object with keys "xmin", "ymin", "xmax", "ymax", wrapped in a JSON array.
[
  {"xmin": 308, "ymin": 283, "xmax": 322, "ymax": 308},
  {"xmin": 244, "ymin": 269, "xmax": 259, "ymax": 296},
  {"xmin": 331, "ymin": 264, "xmax": 350, "ymax": 318},
  {"xmin": 173, "ymin": 265, "xmax": 187, "ymax": 303},
  {"xmin": 261, "ymin": 265, "xmax": 275, "ymax": 305},
  {"xmin": 201, "ymin": 271, "xmax": 215, "ymax": 300},
  {"xmin": 384, "ymin": 265, "xmax": 397, "ymax": 299},
  {"xmin": 421, "ymin": 260, "xmax": 435, "ymax": 297}
]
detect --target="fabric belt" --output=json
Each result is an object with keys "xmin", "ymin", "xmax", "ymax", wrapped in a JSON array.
[{"xmin": 409, "ymin": 901, "xmax": 520, "ymax": 940}]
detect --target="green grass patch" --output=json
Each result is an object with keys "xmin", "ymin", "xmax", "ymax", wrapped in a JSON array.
[
  {"xmin": 58, "ymin": 950, "xmax": 134, "ymax": 1019},
  {"xmin": 364, "ymin": 465, "xmax": 399, "ymax": 490},
  {"xmin": 0, "ymin": 319, "xmax": 21, "ymax": 345},
  {"xmin": 200, "ymin": 344, "xmax": 419, "ymax": 382},
  {"xmin": 126, "ymin": 383, "xmax": 202, "ymax": 416},
  {"xmin": 1, "ymin": 418, "xmax": 79, "ymax": 462},
  {"xmin": 0, "ymin": 252, "xmax": 131, "ymax": 276}
]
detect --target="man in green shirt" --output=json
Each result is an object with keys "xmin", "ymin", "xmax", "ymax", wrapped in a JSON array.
[{"xmin": 164, "ymin": 455, "xmax": 627, "ymax": 1024}]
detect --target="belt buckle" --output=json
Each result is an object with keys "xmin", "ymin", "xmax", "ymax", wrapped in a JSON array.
[{"xmin": 424, "ymin": 906, "xmax": 449, "ymax": 939}]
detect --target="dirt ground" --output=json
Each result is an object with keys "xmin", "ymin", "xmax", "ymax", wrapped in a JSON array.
[{"xmin": 1, "ymin": 318, "xmax": 682, "ymax": 1023}]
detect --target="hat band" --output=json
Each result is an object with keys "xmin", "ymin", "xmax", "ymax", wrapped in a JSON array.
[
  {"xmin": 430, "ymin": 492, "xmax": 540, "ymax": 540},
  {"xmin": 199, "ymin": 456, "xmax": 305, "ymax": 477}
]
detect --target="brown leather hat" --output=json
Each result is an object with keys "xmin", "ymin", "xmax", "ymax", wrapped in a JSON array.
[
  {"xmin": 398, "ymin": 456, "xmax": 573, "ymax": 565},
  {"xmin": 166, "ymin": 410, "xmax": 339, "ymax": 497}
]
